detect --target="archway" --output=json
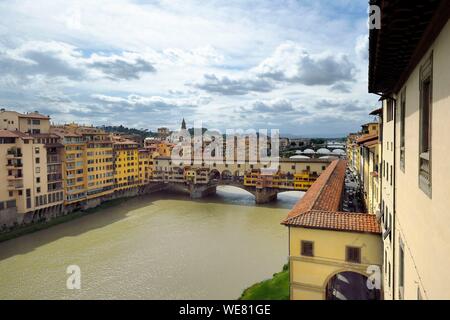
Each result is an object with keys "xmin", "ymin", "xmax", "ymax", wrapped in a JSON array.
[
  {"xmin": 221, "ymin": 170, "xmax": 233, "ymax": 181},
  {"xmin": 209, "ymin": 169, "xmax": 221, "ymax": 181},
  {"xmin": 325, "ymin": 271, "xmax": 380, "ymax": 300}
]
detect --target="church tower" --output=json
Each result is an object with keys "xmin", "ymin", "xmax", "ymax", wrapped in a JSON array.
[{"xmin": 181, "ymin": 118, "xmax": 186, "ymax": 130}]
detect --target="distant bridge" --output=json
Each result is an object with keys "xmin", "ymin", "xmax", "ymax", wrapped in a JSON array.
[{"xmin": 150, "ymin": 158, "xmax": 332, "ymax": 203}]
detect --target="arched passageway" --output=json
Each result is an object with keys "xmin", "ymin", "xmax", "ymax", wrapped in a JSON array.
[
  {"xmin": 209, "ymin": 169, "xmax": 221, "ymax": 181},
  {"xmin": 325, "ymin": 271, "xmax": 381, "ymax": 300}
]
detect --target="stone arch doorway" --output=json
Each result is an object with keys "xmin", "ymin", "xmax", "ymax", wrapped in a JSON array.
[{"xmin": 325, "ymin": 271, "xmax": 380, "ymax": 300}]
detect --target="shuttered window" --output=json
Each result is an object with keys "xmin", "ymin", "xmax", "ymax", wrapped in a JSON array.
[
  {"xmin": 301, "ymin": 241, "xmax": 314, "ymax": 257},
  {"xmin": 346, "ymin": 246, "xmax": 361, "ymax": 263}
]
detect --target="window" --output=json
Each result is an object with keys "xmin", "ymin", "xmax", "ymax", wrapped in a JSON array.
[
  {"xmin": 36, "ymin": 187, "xmax": 41, "ymax": 193},
  {"xmin": 36, "ymin": 177, "xmax": 40, "ymax": 184},
  {"xmin": 386, "ymin": 99, "xmax": 394, "ymax": 122},
  {"xmin": 35, "ymin": 147, "xmax": 40, "ymax": 154},
  {"xmin": 399, "ymin": 239, "xmax": 405, "ymax": 300},
  {"xmin": 36, "ymin": 167, "xmax": 40, "ymax": 174},
  {"xmin": 390, "ymin": 165, "xmax": 393, "ymax": 186},
  {"xmin": 301, "ymin": 241, "xmax": 314, "ymax": 257},
  {"xmin": 419, "ymin": 53, "xmax": 433, "ymax": 197},
  {"xmin": 400, "ymin": 89, "xmax": 406, "ymax": 171},
  {"xmin": 346, "ymin": 246, "xmax": 361, "ymax": 263}
]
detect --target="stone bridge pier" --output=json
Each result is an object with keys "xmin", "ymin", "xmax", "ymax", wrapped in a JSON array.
[
  {"xmin": 189, "ymin": 184, "xmax": 217, "ymax": 199},
  {"xmin": 254, "ymin": 188, "xmax": 278, "ymax": 204}
]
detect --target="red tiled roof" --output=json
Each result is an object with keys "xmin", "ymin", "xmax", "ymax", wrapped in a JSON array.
[
  {"xmin": 282, "ymin": 159, "xmax": 381, "ymax": 234},
  {"xmin": 0, "ymin": 129, "xmax": 33, "ymax": 139},
  {"xmin": 285, "ymin": 160, "xmax": 345, "ymax": 220},
  {"xmin": 356, "ymin": 133, "xmax": 378, "ymax": 144},
  {"xmin": 363, "ymin": 139, "xmax": 379, "ymax": 148},
  {"xmin": 284, "ymin": 210, "xmax": 381, "ymax": 234},
  {"xmin": 0, "ymin": 129, "xmax": 19, "ymax": 138}
]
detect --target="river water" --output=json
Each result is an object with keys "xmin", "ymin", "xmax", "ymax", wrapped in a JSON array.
[{"xmin": 0, "ymin": 187, "xmax": 302, "ymax": 299}]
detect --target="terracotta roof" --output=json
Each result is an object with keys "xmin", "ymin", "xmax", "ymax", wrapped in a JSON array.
[
  {"xmin": 284, "ymin": 210, "xmax": 381, "ymax": 234},
  {"xmin": 363, "ymin": 139, "xmax": 379, "ymax": 148},
  {"xmin": 0, "ymin": 130, "xmax": 19, "ymax": 138},
  {"xmin": 285, "ymin": 160, "xmax": 345, "ymax": 220},
  {"xmin": 282, "ymin": 159, "xmax": 381, "ymax": 234},
  {"xmin": 356, "ymin": 133, "xmax": 378, "ymax": 144},
  {"xmin": 0, "ymin": 130, "xmax": 34, "ymax": 139}
]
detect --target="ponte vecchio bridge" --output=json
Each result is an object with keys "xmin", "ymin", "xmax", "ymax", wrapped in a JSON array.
[{"xmin": 150, "ymin": 157, "xmax": 333, "ymax": 204}]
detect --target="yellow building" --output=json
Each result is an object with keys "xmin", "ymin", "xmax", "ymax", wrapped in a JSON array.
[
  {"xmin": 356, "ymin": 132, "xmax": 380, "ymax": 215},
  {"xmin": 0, "ymin": 110, "xmax": 64, "ymax": 227},
  {"xmin": 369, "ymin": 0, "xmax": 450, "ymax": 299},
  {"xmin": 112, "ymin": 136, "xmax": 139, "ymax": 190},
  {"xmin": 243, "ymin": 170, "xmax": 318, "ymax": 191},
  {"xmin": 138, "ymin": 149, "xmax": 153, "ymax": 185},
  {"xmin": 282, "ymin": 160, "xmax": 382, "ymax": 300},
  {"xmin": 144, "ymin": 138, "xmax": 173, "ymax": 157},
  {"xmin": 52, "ymin": 124, "xmax": 114, "ymax": 206}
]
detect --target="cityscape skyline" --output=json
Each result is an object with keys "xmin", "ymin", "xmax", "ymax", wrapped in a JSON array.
[{"xmin": 0, "ymin": 0, "xmax": 378, "ymax": 136}]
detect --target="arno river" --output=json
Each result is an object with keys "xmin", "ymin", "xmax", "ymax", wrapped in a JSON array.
[{"xmin": 0, "ymin": 187, "xmax": 301, "ymax": 299}]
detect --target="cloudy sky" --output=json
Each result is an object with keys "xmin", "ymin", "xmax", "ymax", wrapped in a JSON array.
[{"xmin": 0, "ymin": 0, "xmax": 379, "ymax": 137}]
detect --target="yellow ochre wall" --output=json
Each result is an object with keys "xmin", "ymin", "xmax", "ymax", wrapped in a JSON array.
[{"xmin": 289, "ymin": 227, "xmax": 382, "ymax": 300}]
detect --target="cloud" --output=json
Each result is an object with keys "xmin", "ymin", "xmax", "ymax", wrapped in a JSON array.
[
  {"xmin": 247, "ymin": 99, "xmax": 296, "ymax": 113},
  {"xmin": 254, "ymin": 42, "xmax": 356, "ymax": 86},
  {"xmin": 0, "ymin": 41, "xmax": 157, "ymax": 82},
  {"xmin": 0, "ymin": 41, "xmax": 85, "ymax": 81},
  {"xmin": 355, "ymin": 35, "xmax": 369, "ymax": 60},
  {"xmin": 330, "ymin": 82, "xmax": 352, "ymax": 93},
  {"xmin": 91, "ymin": 93, "xmax": 208, "ymax": 112},
  {"xmin": 314, "ymin": 99, "xmax": 370, "ymax": 114},
  {"xmin": 193, "ymin": 74, "xmax": 274, "ymax": 96},
  {"xmin": 88, "ymin": 53, "xmax": 156, "ymax": 80},
  {"xmin": 192, "ymin": 42, "xmax": 357, "ymax": 96}
]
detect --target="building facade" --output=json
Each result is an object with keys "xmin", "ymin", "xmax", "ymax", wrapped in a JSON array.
[{"xmin": 369, "ymin": 0, "xmax": 450, "ymax": 299}]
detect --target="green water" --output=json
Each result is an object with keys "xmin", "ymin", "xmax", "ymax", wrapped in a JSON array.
[{"xmin": 0, "ymin": 187, "xmax": 301, "ymax": 299}]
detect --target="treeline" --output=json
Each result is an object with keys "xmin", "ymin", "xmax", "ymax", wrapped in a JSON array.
[{"xmin": 100, "ymin": 125, "xmax": 158, "ymax": 138}]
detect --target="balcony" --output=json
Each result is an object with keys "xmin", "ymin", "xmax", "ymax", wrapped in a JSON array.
[
  {"xmin": 6, "ymin": 152, "xmax": 22, "ymax": 159},
  {"xmin": 48, "ymin": 174, "xmax": 63, "ymax": 182},
  {"xmin": 7, "ymin": 182, "xmax": 24, "ymax": 190},
  {"xmin": 7, "ymin": 174, "xmax": 23, "ymax": 180},
  {"xmin": 47, "ymin": 156, "xmax": 62, "ymax": 164}
]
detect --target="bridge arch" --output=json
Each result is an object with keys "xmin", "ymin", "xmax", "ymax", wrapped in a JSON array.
[{"xmin": 216, "ymin": 184, "xmax": 256, "ymax": 197}]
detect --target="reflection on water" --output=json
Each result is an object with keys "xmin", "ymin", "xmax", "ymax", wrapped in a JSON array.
[{"xmin": 0, "ymin": 187, "xmax": 303, "ymax": 300}]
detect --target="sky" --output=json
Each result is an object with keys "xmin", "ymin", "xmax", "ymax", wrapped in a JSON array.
[{"xmin": 0, "ymin": 0, "xmax": 380, "ymax": 137}]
